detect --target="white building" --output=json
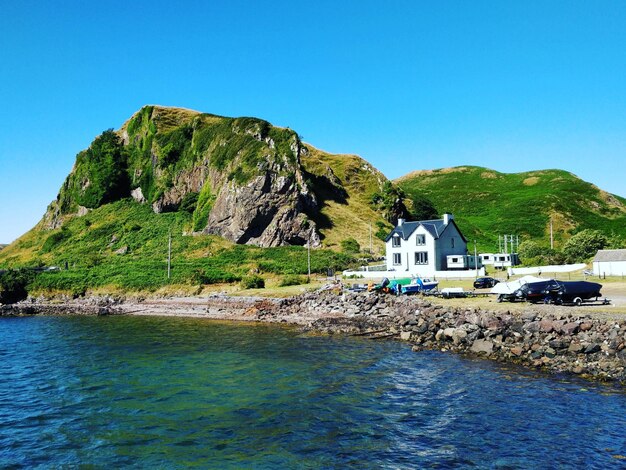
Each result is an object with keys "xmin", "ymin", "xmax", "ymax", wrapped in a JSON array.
[
  {"xmin": 592, "ymin": 249, "xmax": 626, "ymax": 276},
  {"xmin": 447, "ymin": 254, "xmax": 481, "ymax": 270},
  {"xmin": 479, "ymin": 253, "xmax": 520, "ymax": 268},
  {"xmin": 385, "ymin": 214, "xmax": 469, "ymax": 276}
]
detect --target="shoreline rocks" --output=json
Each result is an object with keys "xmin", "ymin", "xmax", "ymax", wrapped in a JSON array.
[{"xmin": 2, "ymin": 291, "xmax": 625, "ymax": 385}]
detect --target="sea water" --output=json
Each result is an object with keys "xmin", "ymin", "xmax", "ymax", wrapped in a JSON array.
[{"xmin": 0, "ymin": 315, "xmax": 624, "ymax": 468}]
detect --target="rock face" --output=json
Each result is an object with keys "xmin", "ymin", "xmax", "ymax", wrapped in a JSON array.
[
  {"xmin": 205, "ymin": 172, "xmax": 319, "ymax": 247},
  {"xmin": 42, "ymin": 106, "xmax": 324, "ymax": 248}
]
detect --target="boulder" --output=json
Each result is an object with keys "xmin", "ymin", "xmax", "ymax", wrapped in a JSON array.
[
  {"xmin": 560, "ymin": 322, "xmax": 579, "ymax": 336},
  {"xmin": 471, "ymin": 339, "xmax": 494, "ymax": 355}
]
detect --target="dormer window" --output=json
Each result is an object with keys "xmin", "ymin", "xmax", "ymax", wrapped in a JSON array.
[
  {"xmin": 392, "ymin": 235, "xmax": 401, "ymax": 247},
  {"xmin": 416, "ymin": 234, "xmax": 426, "ymax": 245}
]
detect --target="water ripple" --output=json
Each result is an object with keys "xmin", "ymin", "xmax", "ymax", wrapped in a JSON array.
[{"xmin": 0, "ymin": 316, "xmax": 624, "ymax": 468}]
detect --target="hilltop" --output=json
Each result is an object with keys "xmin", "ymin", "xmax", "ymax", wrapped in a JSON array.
[
  {"xmin": 39, "ymin": 105, "xmax": 397, "ymax": 251},
  {"xmin": 0, "ymin": 106, "xmax": 403, "ymax": 294},
  {"xmin": 397, "ymin": 166, "xmax": 626, "ymax": 251}
]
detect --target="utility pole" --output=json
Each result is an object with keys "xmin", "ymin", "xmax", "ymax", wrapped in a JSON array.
[
  {"xmin": 307, "ymin": 233, "xmax": 311, "ymax": 283},
  {"xmin": 167, "ymin": 229, "xmax": 172, "ymax": 280},
  {"xmin": 550, "ymin": 218, "xmax": 554, "ymax": 250},
  {"xmin": 474, "ymin": 240, "xmax": 478, "ymax": 278}
]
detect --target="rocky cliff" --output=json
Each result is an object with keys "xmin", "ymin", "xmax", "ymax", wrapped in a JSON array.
[{"xmin": 45, "ymin": 106, "xmax": 325, "ymax": 247}]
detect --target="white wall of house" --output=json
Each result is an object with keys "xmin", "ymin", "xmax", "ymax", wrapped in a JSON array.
[
  {"xmin": 342, "ymin": 269, "xmax": 486, "ymax": 279},
  {"xmin": 385, "ymin": 215, "xmax": 468, "ymax": 276},
  {"xmin": 385, "ymin": 224, "xmax": 438, "ymax": 276},
  {"xmin": 593, "ymin": 261, "xmax": 626, "ymax": 276}
]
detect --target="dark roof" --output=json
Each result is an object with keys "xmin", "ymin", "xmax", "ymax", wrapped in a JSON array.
[
  {"xmin": 385, "ymin": 218, "xmax": 463, "ymax": 242},
  {"xmin": 593, "ymin": 249, "xmax": 626, "ymax": 262}
]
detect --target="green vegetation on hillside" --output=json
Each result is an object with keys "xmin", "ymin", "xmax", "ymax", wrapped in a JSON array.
[
  {"xmin": 301, "ymin": 146, "xmax": 394, "ymax": 252},
  {"xmin": 56, "ymin": 106, "xmax": 303, "ymax": 218},
  {"xmin": 0, "ymin": 200, "xmax": 357, "ymax": 296},
  {"xmin": 397, "ymin": 166, "xmax": 626, "ymax": 252}
]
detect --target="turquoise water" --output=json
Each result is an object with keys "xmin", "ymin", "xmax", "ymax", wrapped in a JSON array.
[{"xmin": 0, "ymin": 316, "xmax": 624, "ymax": 468}]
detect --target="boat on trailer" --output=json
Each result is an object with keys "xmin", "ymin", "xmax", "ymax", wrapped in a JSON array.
[{"xmin": 400, "ymin": 277, "xmax": 439, "ymax": 295}]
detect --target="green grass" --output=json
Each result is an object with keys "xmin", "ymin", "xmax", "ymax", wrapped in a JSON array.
[
  {"xmin": 301, "ymin": 146, "xmax": 392, "ymax": 253},
  {"xmin": 0, "ymin": 199, "xmax": 357, "ymax": 296},
  {"xmin": 397, "ymin": 166, "xmax": 626, "ymax": 252}
]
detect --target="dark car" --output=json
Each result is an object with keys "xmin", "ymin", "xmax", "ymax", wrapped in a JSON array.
[
  {"xmin": 543, "ymin": 281, "xmax": 603, "ymax": 306},
  {"xmin": 515, "ymin": 280, "xmax": 560, "ymax": 303},
  {"xmin": 473, "ymin": 277, "xmax": 499, "ymax": 289}
]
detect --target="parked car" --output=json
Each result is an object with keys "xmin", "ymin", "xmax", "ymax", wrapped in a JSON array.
[
  {"xmin": 473, "ymin": 277, "xmax": 499, "ymax": 289},
  {"xmin": 515, "ymin": 279, "xmax": 560, "ymax": 303},
  {"xmin": 543, "ymin": 281, "xmax": 603, "ymax": 306}
]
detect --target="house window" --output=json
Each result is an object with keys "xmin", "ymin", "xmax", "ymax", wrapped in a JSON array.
[
  {"xmin": 484, "ymin": 255, "xmax": 490, "ymax": 261},
  {"xmin": 451, "ymin": 257, "xmax": 458, "ymax": 263},
  {"xmin": 392, "ymin": 236, "xmax": 401, "ymax": 248},
  {"xmin": 393, "ymin": 253, "xmax": 402, "ymax": 265},
  {"xmin": 416, "ymin": 234, "xmax": 426, "ymax": 245},
  {"xmin": 415, "ymin": 252, "xmax": 428, "ymax": 265},
  {"xmin": 451, "ymin": 237, "xmax": 455, "ymax": 248}
]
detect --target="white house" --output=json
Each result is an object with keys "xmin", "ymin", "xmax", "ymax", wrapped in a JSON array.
[
  {"xmin": 593, "ymin": 249, "xmax": 626, "ymax": 276},
  {"xmin": 385, "ymin": 213, "xmax": 468, "ymax": 276}
]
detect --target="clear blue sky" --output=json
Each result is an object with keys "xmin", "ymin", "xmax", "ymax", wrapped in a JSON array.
[{"xmin": 1, "ymin": 1, "xmax": 625, "ymax": 243}]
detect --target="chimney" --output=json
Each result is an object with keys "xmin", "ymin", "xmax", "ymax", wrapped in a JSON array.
[
  {"xmin": 397, "ymin": 218, "xmax": 404, "ymax": 227},
  {"xmin": 443, "ymin": 213, "xmax": 453, "ymax": 225}
]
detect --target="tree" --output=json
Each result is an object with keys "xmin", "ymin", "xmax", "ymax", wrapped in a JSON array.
[
  {"xmin": 517, "ymin": 240, "xmax": 545, "ymax": 264},
  {"xmin": 76, "ymin": 130, "xmax": 130, "ymax": 208},
  {"xmin": 562, "ymin": 229, "xmax": 608, "ymax": 263},
  {"xmin": 410, "ymin": 194, "xmax": 438, "ymax": 221},
  {"xmin": 370, "ymin": 182, "xmax": 410, "ymax": 224}
]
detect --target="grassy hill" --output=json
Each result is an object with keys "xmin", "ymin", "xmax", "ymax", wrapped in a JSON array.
[
  {"xmin": 301, "ymin": 145, "xmax": 392, "ymax": 251},
  {"xmin": 397, "ymin": 166, "xmax": 626, "ymax": 251},
  {"xmin": 0, "ymin": 106, "xmax": 398, "ymax": 296},
  {"xmin": 0, "ymin": 200, "xmax": 354, "ymax": 296}
]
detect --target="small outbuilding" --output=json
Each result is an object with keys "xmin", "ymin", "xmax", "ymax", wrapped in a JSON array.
[{"xmin": 592, "ymin": 249, "xmax": 626, "ymax": 276}]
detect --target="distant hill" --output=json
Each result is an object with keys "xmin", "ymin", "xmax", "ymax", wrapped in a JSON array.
[
  {"xmin": 396, "ymin": 166, "xmax": 626, "ymax": 251},
  {"xmin": 0, "ymin": 244, "xmax": 7, "ymax": 251}
]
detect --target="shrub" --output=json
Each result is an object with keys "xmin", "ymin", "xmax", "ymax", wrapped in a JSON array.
[
  {"xmin": 340, "ymin": 238, "xmax": 360, "ymax": 254},
  {"xmin": 240, "ymin": 275, "xmax": 265, "ymax": 289},
  {"xmin": 563, "ymin": 229, "xmax": 608, "ymax": 263},
  {"xmin": 191, "ymin": 268, "xmax": 240, "ymax": 285},
  {"xmin": 279, "ymin": 275, "xmax": 307, "ymax": 287},
  {"xmin": 179, "ymin": 192, "xmax": 199, "ymax": 214},
  {"xmin": 0, "ymin": 269, "xmax": 36, "ymax": 304},
  {"xmin": 41, "ymin": 230, "xmax": 69, "ymax": 253}
]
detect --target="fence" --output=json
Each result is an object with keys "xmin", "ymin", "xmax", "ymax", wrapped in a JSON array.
[
  {"xmin": 342, "ymin": 268, "xmax": 486, "ymax": 280},
  {"xmin": 508, "ymin": 263, "xmax": 586, "ymax": 276}
]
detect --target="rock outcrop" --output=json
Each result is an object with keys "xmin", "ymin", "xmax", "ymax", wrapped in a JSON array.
[{"xmin": 42, "ymin": 106, "xmax": 326, "ymax": 247}]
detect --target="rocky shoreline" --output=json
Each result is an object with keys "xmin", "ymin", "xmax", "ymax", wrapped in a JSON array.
[{"xmin": 2, "ymin": 290, "xmax": 625, "ymax": 385}]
